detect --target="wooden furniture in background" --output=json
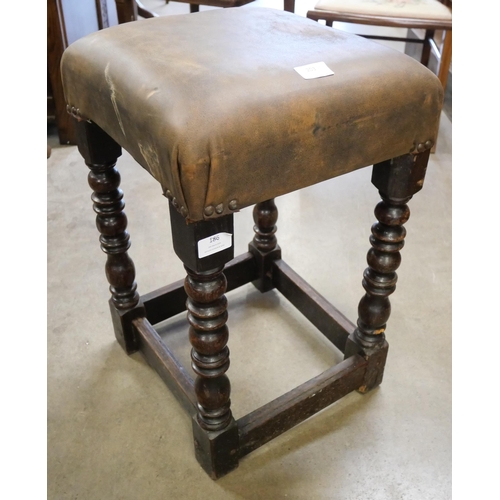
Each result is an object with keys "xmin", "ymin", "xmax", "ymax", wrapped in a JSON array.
[
  {"xmin": 307, "ymin": 0, "xmax": 452, "ymax": 90},
  {"xmin": 404, "ymin": 27, "xmax": 452, "ymax": 120},
  {"xmin": 47, "ymin": 0, "xmax": 120, "ymax": 144},
  {"xmin": 184, "ymin": 0, "xmax": 295, "ymax": 14},
  {"xmin": 115, "ymin": 0, "xmax": 158, "ymax": 22},
  {"xmin": 117, "ymin": 0, "xmax": 295, "ymax": 19}
]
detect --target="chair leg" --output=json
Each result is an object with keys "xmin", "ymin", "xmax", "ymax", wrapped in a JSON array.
[
  {"xmin": 185, "ymin": 264, "xmax": 233, "ymax": 432},
  {"xmin": 115, "ymin": 0, "xmax": 139, "ymax": 23},
  {"xmin": 185, "ymin": 263, "xmax": 239, "ymax": 478},
  {"xmin": 284, "ymin": 0, "xmax": 295, "ymax": 13},
  {"xmin": 74, "ymin": 119, "xmax": 145, "ymax": 354},
  {"xmin": 344, "ymin": 148, "xmax": 432, "ymax": 392},
  {"xmin": 252, "ymin": 199, "xmax": 278, "ymax": 253},
  {"xmin": 420, "ymin": 29, "xmax": 434, "ymax": 67},
  {"xmin": 248, "ymin": 199, "xmax": 282, "ymax": 293},
  {"xmin": 438, "ymin": 30, "xmax": 452, "ymax": 91},
  {"xmin": 168, "ymin": 206, "xmax": 239, "ymax": 478},
  {"xmin": 190, "ymin": 4, "xmax": 199, "ymax": 13}
]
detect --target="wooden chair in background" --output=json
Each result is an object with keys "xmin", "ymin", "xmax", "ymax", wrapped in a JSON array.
[
  {"xmin": 48, "ymin": 0, "xmax": 124, "ymax": 145},
  {"xmin": 116, "ymin": 0, "xmax": 295, "ymax": 20},
  {"xmin": 306, "ymin": 0, "xmax": 452, "ymax": 91},
  {"xmin": 115, "ymin": 0, "xmax": 159, "ymax": 21}
]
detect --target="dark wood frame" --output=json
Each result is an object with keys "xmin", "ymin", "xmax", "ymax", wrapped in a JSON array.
[
  {"xmin": 48, "ymin": 0, "xmax": 76, "ymax": 145},
  {"xmin": 48, "ymin": 0, "xmax": 120, "ymax": 144},
  {"xmin": 74, "ymin": 118, "xmax": 432, "ymax": 479},
  {"xmin": 116, "ymin": 0, "xmax": 296, "ymax": 20},
  {"xmin": 133, "ymin": 245, "xmax": 371, "ymax": 475},
  {"xmin": 172, "ymin": 0, "xmax": 295, "ymax": 14}
]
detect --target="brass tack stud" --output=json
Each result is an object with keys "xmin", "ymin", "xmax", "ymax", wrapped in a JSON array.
[
  {"xmin": 163, "ymin": 189, "xmax": 173, "ymax": 200},
  {"xmin": 215, "ymin": 203, "xmax": 224, "ymax": 214},
  {"xmin": 172, "ymin": 197, "xmax": 179, "ymax": 209},
  {"xmin": 204, "ymin": 205, "xmax": 215, "ymax": 216},
  {"xmin": 180, "ymin": 206, "xmax": 188, "ymax": 217},
  {"xmin": 228, "ymin": 199, "xmax": 238, "ymax": 211},
  {"xmin": 416, "ymin": 140, "xmax": 434, "ymax": 153}
]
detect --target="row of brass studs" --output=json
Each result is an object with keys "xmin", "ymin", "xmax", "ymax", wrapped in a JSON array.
[{"xmin": 163, "ymin": 188, "xmax": 239, "ymax": 219}]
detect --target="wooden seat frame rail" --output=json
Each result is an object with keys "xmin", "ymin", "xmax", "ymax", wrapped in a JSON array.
[
  {"xmin": 136, "ymin": 253, "xmax": 367, "ymax": 451},
  {"xmin": 74, "ymin": 119, "xmax": 432, "ymax": 479}
]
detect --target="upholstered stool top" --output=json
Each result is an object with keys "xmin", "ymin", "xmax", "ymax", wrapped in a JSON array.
[
  {"xmin": 312, "ymin": 0, "xmax": 452, "ymax": 22},
  {"xmin": 61, "ymin": 7, "xmax": 443, "ymax": 222}
]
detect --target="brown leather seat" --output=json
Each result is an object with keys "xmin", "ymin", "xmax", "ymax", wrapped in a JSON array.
[{"xmin": 61, "ymin": 7, "xmax": 442, "ymax": 223}]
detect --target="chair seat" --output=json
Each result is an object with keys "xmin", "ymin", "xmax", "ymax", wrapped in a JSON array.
[
  {"xmin": 61, "ymin": 7, "xmax": 442, "ymax": 222},
  {"xmin": 313, "ymin": 0, "xmax": 452, "ymax": 21}
]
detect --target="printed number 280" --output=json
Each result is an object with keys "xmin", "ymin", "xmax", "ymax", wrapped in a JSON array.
[{"xmin": 210, "ymin": 236, "xmax": 220, "ymax": 243}]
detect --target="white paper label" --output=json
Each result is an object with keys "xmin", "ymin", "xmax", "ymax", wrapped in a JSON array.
[
  {"xmin": 294, "ymin": 62, "xmax": 334, "ymax": 80},
  {"xmin": 197, "ymin": 232, "xmax": 232, "ymax": 259}
]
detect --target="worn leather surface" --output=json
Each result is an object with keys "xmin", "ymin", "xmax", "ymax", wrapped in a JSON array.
[{"xmin": 61, "ymin": 7, "xmax": 443, "ymax": 222}]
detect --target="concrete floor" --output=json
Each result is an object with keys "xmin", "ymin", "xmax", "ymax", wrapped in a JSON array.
[{"xmin": 47, "ymin": 3, "xmax": 452, "ymax": 499}]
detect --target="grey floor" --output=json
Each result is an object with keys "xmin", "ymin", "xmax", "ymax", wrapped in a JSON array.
[{"xmin": 47, "ymin": 2, "xmax": 452, "ymax": 499}]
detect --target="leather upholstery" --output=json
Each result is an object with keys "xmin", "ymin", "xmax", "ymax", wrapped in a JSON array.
[{"xmin": 61, "ymin": 7, "xmax": 443, "ymax": 222}]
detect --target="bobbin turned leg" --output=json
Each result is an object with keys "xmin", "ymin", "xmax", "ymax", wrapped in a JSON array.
[
  {"xmin": 74, "ymin": 120, "xmax": 145, "ymax": 354},
  {"xmin": 248, "ymin": 199, "xmax": 281, "ymax": 292},
  {"xmin": 169, "ymin": 206, "xmax": 239, "ymax": 479},
  {"xmin": 344, "ymin": 148, "xmax": 431, "ymax": 392}
]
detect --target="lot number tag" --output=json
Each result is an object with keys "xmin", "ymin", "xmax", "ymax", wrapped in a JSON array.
[
  {"xmin": 198, "ymin": 232, "xmax": 233, "ymax": 258},
  {"xmin": 294, "ymin": 62, "xmax": 334, "ymax": 80}
]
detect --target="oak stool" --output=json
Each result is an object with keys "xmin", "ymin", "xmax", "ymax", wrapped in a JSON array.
[{"xmin": 61, "ymin": 7, "xmax": 443, "ymax": 479}]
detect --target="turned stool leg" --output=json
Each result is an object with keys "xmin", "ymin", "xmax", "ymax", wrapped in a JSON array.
[
  {"xmin": 345, "ymin": 148, "xmax": 431, "ymax": 392},
  {"xmin": 74, "ymin": 120, "xmax": 145, "ymax": 353},
  {"xmin": 185, "ymin": 265, "xmax": 232, "ymax": 431},
  {"xmin": 249, "ymin": 199, "xmax": 281, "ymax": 292},
  {"xmin": 185, "ymin": 264, "xmax": 239, "ymax": 478},
  {"xmin": 252, "ymin": 199, "xmax": 278, "ymax": 252},
  {"xmin": 169, "ymin": 207, "xmax": 239, "ymax": 478}
]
